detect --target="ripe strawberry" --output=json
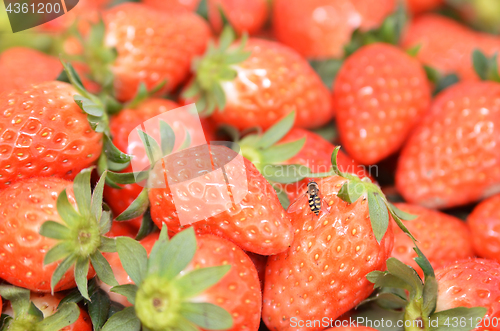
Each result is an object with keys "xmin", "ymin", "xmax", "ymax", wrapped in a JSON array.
[
  {"xmin": 272, "ymin": 0, "xmax": 395, "ymax": 59},
  {"xmin": 277, "ymin": 127, "xmax": 371, "ymax": 202},
  {"xmin": 333, "ymin": 43, "xmax": 431, "ymax": 165},
  {"xmin": 401, "ymin": 14, "xmax": 500, "ymax": 81},
  {"xmin": 184, "ymin": 29, "xmax": 332, "ymax": 130},
  {"xmin": 396, "ymin": 81, "xmax": 500, "ymax": 209},
  {"xmin": 391, "ymin": 203, "xmax": 473, "ymax": 277},
  {"xmin": 262, "ymin": 149, "xmax": 411, "ymax": 330},
  {"xmin": 142, "ymin": 0, "xmax": 201, "ymax": 12},
  {"xmin": 436, "ymin": 259, "xmax": 500, "ymax": 331},
  {"xmin": 405, "ymin": 0, "xmax": 443, "ymax": 14},
  {"xmin": 467, "ymin": 194, "xmax": 500, "ymax": 263},
  {"xmin": 0, "ymin": 48, "xmax": 62, "ymax": 93},
  {"xmin": 0, "ymin": 81, "xmax": 103, "ymax": 189},
  {"xmin": 208, "ymin": 0, "xmax": 269, "ymax": 34},
  {"xmin": 102, "ymin": 228, "xmax": 261, "ymax": 331},
  {"xmin": 0, "ymin": 286, "xmax": 90, "ymax": 330},
  {"xmin": 102, "ymin": 3, "xmax": 211, "ymax": 101},
  {"xmin": 37, "ymin": 0, "xmax": 101, "ymax": 33},
  {"xmin": 149, "ymin": 143, "xmax": 293, "ymax": 255}
]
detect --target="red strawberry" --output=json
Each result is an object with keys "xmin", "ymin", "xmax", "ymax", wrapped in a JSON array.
[
  {"xmin": 0, "ymin": 178, "xmax": 84, "ymax": 291},
  {"xmin": 405, "ymin": 0, "xmax": 443, "ymax": 14},
  {"xmin": 272, "ymin": 0, "xmax": 395, "ymax": 59},
  {"xmin": 277, "ymin": 127, "xmax": 371, "ymax": 202},
  {"xmin": 208, "ymin": 0, "xmax": 269, "ymax": 34},
  {"xmin": 435, "ymin": 259, "xmax": 500, "ymax": 331},
  {"xmin": 0, "ymin": 48, "xmax": 62, "ymax": 93},
  {"xmin": 142, "ymin": 0, "xmax": 201, "ymax": 12},
  {"xmin": 467, "ymin": 194, "xmax": 500, "ymax": 263},
  {"xmin": 103, "ymin": 3, "xmax": 211, "ymax": 101},
  {"xmin": 402, "ymin": 14, "xmax": 500, "ymax": 81},
  {"xmin": 0, "ymin": 81, "xmax": 103, "ymax": 189},
  {"xmin": 263, "ymin": 160, "xmax": 402, "ymax": 330},
  {"xmin": 396, "ymin": 81, "xmax": 500, "ymax": 209},
  {"xmin": 333, "ymin": 43, "xmax": 431, "ymax": 165},
  {"xmin": 391, "ymin": 203, "xmax": 473, "ymax": 277},
  {"xmin": 102, "ymin": 229, "xmax": 261, "ymax": 331},
  {"xmin": 37, "ymin": 0, "xmax": 101, "ymax": 33},
  {"xmin": 1, "ymin": 286, "xmax": 91, "ymax": 331},
  {"xmin": 184, "ymin": 31, "xmax": 332, "ymax": 130},
  {"xmin": 149, "ymin": 143, "xmax": 293, "ymax": 255}
]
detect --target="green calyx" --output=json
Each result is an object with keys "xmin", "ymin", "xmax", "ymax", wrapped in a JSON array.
[
  {"xmin": 183, "ymin": 26, "xmax": 251, "ymax": 116},
  {"xmin": 0, "ymin": 285, "xmax": 80, "ymax": 331},
  {"xmin": 472, "ymin": 49, "xmax": 500, "ymax": 82},
  {"xmin": 102, "ymin": 227, "xmax": 233, "ymax": 331},
  {"xmin": 39, "ymin": 167, "xmax": 119, "ymax": 300},
  {"xmin": 365, "ymin": 247, "xmax": 488, "ymax": 331}
]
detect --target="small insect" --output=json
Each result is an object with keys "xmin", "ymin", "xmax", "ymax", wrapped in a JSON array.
[{"xmin": 288, "ymin": 180, "xmax": 330, "ymax": 219}]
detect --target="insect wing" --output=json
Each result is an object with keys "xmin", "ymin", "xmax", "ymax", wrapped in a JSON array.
[{"xmin": 287, "ymin": 193, "xmax": 308, "ymax": 214}]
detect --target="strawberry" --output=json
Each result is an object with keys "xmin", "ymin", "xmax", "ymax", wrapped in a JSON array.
[
  {"xmin": 246, "ymin": 251, "xmax": 267, "ymax": 289},
  {"xmin": 0, "ymin": 81, "xmax": 103, "ymax": 189},
  {"xmin": 405, "ymin": 0, "xmax": 444, "ymax": 14},
  {"xmin": 272, "ymin": 0, "xmax": 396, "ymax": 59},
  {"xmin": 37, "ymin": 0, "xmax": 101, "ymax": 33},
  {"xmin": 467, "ymin": 194, "xmax": 500, "ymax": 263},
  {"xmin": 0, "ymin": 168, "xmax": 121, "ymax": 299},
  {"xmin": 0, "ymin": 48, "xmax": 62, "ymax": 94},
  {"xmin": 391, "ymin": 203, "xmax": 474, "ymax": 278},
  {"xmin": 99, "ymin": 3, "xmax": 211, "ymax": 101},
  {"xmin": 262, "ymin": 149, "xmax": 416, "ymax": 331},
  {"xmin": 0, "ymin": 285, "xmax": 89, "ymax": 330},
  {"xmin": 183, "ymin": 28, "xmax": 332, "ymax": 130},
  {"xmin": 396, "ymin": 81, "xmax": 500, "ymax": 209},
  {"xmin": 333, "ymin": 43, "xmax": 431, "ymax": 165},
  {"xmin": 401, "ymin": 14, "xmax": 500, "ymax": 81},
  {"xmin": 207, "ymin": 0, "xmax": 269, "ymax": 34},
  {"xmin": 435, "ymin": 259, "xmax": 500, "ymax": 331},
  {"xmin": 367, "ymin": 249, "xmax": 488, "ymax": 331},
  {"xmin": 101, "ymin": 228, "xmax": 260, "ymax": 331},
  {"xmin": 148, "ymin": 143, "xmax": 293, "ymax": 255},
  {"xmin": 142, "ymin": 0, "xmax": 201, "ymax": 12}
]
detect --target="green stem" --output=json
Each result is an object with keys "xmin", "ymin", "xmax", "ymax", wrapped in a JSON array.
[{"xmin": 404, "ymin": 300, "xmax": 429, "ymax": 331}]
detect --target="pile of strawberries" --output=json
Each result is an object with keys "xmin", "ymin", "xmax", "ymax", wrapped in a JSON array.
[{"xmin": 0, "ymin": 0, "xmax": 500, "ymax": 330}]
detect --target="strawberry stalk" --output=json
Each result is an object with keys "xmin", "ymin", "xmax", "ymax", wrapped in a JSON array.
[
  {"xmin": 39, "ymin": 167, "xmax": 118, "ymax": 300},
  {"xmin": 0, "ymin": 285, "xmax": 80, "ymax": 331},
  {"xmin": 365, "ymin": 246, "xmax": 487, "ymax": 331},
  {"xmin": 101, "ymin": 227, "xmax": 233, "ymax": 331}
]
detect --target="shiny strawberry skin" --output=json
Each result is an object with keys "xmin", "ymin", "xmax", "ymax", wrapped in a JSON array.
[
  {"xmin": 148, "ymin": 144, "xmax": 293, "ymax": 255},
  {"xmin": 392, "ymin": 203, "xmax": 473, "ymax": 278},
  {"xmin": 0, "ymin": 178, "xmax": 92, "ymax": 292},
  {"xmin": 467, "ymin": 194, "xmax": 500, "ymax": 263},
  {"xmin": 104, "ymin": 3, "xmax": 211, "ymax": 101},
  {"xmin": 102, "ymin": 233, "xmax": 262, "ymax": 331},
  {"xmin": 208, "ymin": 38, "xmax": 332, "ymax": 130},
  {"xmin": 333, "ymin": 43, "xmax": 431, "ymax": 165},
  {"xmin": 436, "ymin": 259, "xmax": 500, "ymax": 331},
  {"xmin": 402, "ymin": 14, "xmax": 500, "ymax": 81},
  {"xmin": 277, "ymin": 128, "xmax": 370, "ymax": 202},
  {"xmin": 142, "ymin": 0, "xmax": 201, "ymax": 12},
  {"xmin": 0, "ymin": 81, "xmax": 103, "ymax": 190},
  {"xmin": 405, "ymin": 0, "xmax": 443, "ymax": 14},
  {"xmin": 263, "ymin": 175, "xmax": 394, "ymax": 331},
  {"xmin": 396, "ymin": 81, "xmax": 500, "ymax": 209},
  {"xmin": 272, "ymin": 0, "xmax": 395, "ymax": 59},
  {"xmin": 0, "ymin": 48, "xmax": 62, "ymax": 94},
  {"xmin": 208, "ymin": 0, "xmax": 268, "ymax": 34}
]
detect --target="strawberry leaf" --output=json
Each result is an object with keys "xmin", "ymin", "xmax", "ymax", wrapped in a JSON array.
[
  {"xmin": 39, "ymin": 221, "xmax": 72, "ymax": 240},
  {"xmin": 261, "ymin": 164, "xmax": 309, "ymax": 183},
  {"xmin": 137, "ymin": 129, "xmax": 162, "ymax": 166},
  {"xmin": 146, "ymin": 226, "xmax": 170, "ymax": 276},
  {"xmin": 91, "ymin": 170, "xmax": 107, "ymax": 223},
  {"xmin": 173, "ymin": 265, "xmax": 231, "ymax": 298},
  {"xmin": 88, "ymin": 288, "xmax": 111, "ymax": 331},
  {"xmin": 89, "ymin": 251, "xmax": 119, "ymax": 287},
  {"xmin": 179, "ymin": 302, "xmax": 233, "ymax": 330},
  {"xmin": 44, "ymin": 242, "xmax": 73, "ymax": 265},
  {"xmin": 159, "ymin": 228, "xmax": 197, "ymax": 281},
  {"xmin": 116, "ymin": 236, "xmax": 148, "ymax": 285},
  {"xmin": 429, "ymin": 307, "xmax": 488, "ymax": 331},
  {"xmin": 74, "ymin": 95, "xmax": 104, "ymax": 117},
  {"xmin": 389, "ymin": 202, "xmax": 418, "ymax": 221},
  {"xmin": 110, "ymin": 284, "xmax": 138, "ymax": 305},
  {"xmin": 367, "ymin": 191, "xmax": 390, "ymax": 243},
  {"xmin": 101, "ymin": 307, "xmax": 141, "ymax": 331},
  {"xmin": 51, "ymin": 254, "xmax": 77, "ymax": 295},
  {"xmin": 338, "ymin": 181, "xmax": 365, "ymax": 204},
  {"xmin": 38, "ymin": 303, "xmax": 80, "ymax": 331},
  {"xmin": 28, "ymin": 302, "xmax": 44, "ymax": 321},
  {"xmin": 0, "ymin": 285, "xmax": 30, "ymax": 316},
  {"xmin": 75, "ymin": 258, "xmax": 91, "ymax": 300},
  {"xmin": 73, "ymin": 167, "xmax": 93, "ymax": 219},
  {"xmin": 261, "ymin": 138, "xmax": 306, "ymax": 164},
  {"xmin": 472, "ymin": 49, "xmax": 500, "ymax": 82},
  {"xmin": 99, "ymin": 236, "xmax": 117, "ymax": 253},
  {"xmin": 256, "ymin": 111, "xmax": 296, "ymax": 149},
  {"xmin": 103, "ymin": 134, "xmax": 132, "ymax": 164},
  {"xmin": 115, "ymin": 188, "xmax": 149, "ymax": 221},
  {"xmin": 56, "ymin": 189, "xmax": 82, "ymax": 227},
  {"xmin": 309, "ymin": 59, "xmax": 343, "ymax": 89},
  {"xmin": 135, "ymin": 210, "xmax": 156, "ymax": 241},
  {"xmin": 159, "ymin": 120, "xmax": 175, "ymax": 156}
]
